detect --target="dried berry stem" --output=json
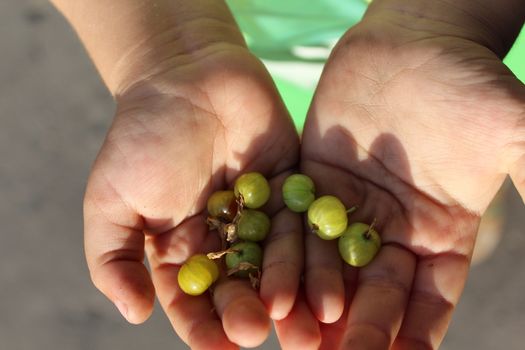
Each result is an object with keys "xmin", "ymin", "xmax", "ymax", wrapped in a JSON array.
[
  {"xmin": 364, "ymin": 218, "xmax": 377, "ymax": 240},
  {"xmin": 224, "ymin": 223, "xmax": 237, "ymax": 243},
  {"xmin": 207, "ymin": 248, "xmax": 239, "ymax": 260},
  {"xmin": 206, "ymin": 216, "xmax": 223, "ymax": 230},
  {"xmin": 207, "ymin": 216, "xmax": 228, "ymax": 249},
  {"xmin": 236, "ymin": 195, "xmax": 245, "ymax": 213},
  {"xmin": 346, "ymin": 205, "xmax": 359, "ymax": 215},
  {"xmin": 248, "ymin": 270, "xmax": 261, "ymax": 290},
  {"xmin": 226, "ymin": 262, "xmax": 259, "ymax": 276}
]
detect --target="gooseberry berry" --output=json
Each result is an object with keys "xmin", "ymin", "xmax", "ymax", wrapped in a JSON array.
[
  {"xmin": 234, "ymin": 172, "xmax": 270, "ymax": 209},
  {"xmin": 225, "ymin": 241, "xmax": 263, "ymax": 278},
  {"xmin": 307, "ymin": 195, "xmax": 348, "ymax": 240},
  {"xmin": 338, "ymin": 222, "xmax": 381, "ymax": 267},
  {"xmin": 282, "ymin": 174, "xmax": 315, "ymax": 213},
  {"xmin": 207, "ymin": 190, "xmax": 238, "ymax": 222},
  {"xmin": 237, "ymin": 209, "xmax": 271, "ymax": 242},
  {"xmin": 177, "ymin": 254, "xmax": 219, "ymax": 296}
]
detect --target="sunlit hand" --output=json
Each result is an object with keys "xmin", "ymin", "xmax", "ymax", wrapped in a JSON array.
[{"xmin": 83, "ymin": 47, "xmax": 303, "ymax": 349}]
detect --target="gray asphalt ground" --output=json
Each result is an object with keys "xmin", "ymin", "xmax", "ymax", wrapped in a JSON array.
[{"xmin": 1, "ymin": 1, "xmax": 524, "ymax": 349}]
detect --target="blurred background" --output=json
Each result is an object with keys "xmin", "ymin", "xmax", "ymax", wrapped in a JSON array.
[{"xmin": 1, "ymin": 0, "xmax": 524, "ymax": 349}]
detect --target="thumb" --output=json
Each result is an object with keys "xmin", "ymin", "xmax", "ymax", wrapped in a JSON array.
[{"xmin": 84, "ymin": 183, "xmax": 155, "ymax": 324}]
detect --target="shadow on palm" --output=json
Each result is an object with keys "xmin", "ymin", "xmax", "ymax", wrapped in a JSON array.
[
  {"xmin": 301, "ymin": 122, "xmax": 479, "ymax": 349},
  {"xmin": 295, "ymin": 18, "xmax": 525, "ymax": 347}
]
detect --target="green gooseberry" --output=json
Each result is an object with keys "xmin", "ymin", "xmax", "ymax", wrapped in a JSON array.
[
  {"xmin": 307, "ymin": 195, "xmax": 348, "ymax": 240},
  {"xmin": 282, "ymin": 174, "xmax": 316, "ymax": 213},
  {"xmin": 177, "ymin": 254, "xmax": 219, "ymax": 296},
  {"xmin": 234, "ymin": 172, "xmax": 271, "ymax": 209},
  {"xmin": 338, "ymin": 222, "xmax": 381, "ymax": 267},
  {"xmin": 225, "ymin": 241, "xmax": 263, "ymax": 278},
  {"xmin": 237, "ymin": 209, "xmax": 271, "ymax": 242}
]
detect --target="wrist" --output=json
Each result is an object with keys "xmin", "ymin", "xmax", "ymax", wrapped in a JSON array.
[
  {"xmin": 363, "ymin": 0, "xmax": 525, "ymax": 56},
  {"xmin": 110, "ymin": 17, "xmax": 247, "ymax": 97},
  {"xmin": 51, "ymin": 0, "xmax": 246, "ymax": 96}
]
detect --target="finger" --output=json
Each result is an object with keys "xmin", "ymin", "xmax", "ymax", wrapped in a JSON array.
[
  {"xmin": 305, "ymin": 232, "xmax": 345, "ymax": 323},
  {"xmin": 84, "ymin": 199, "xmax": 154, "ymax": 324},
  {"xmin": 260, "ymin": 208, "xmax": 303, "ymax": 320},
  {"xmin": 213, "ymin": 279, "xmax": 272, "ymax": 348},
  {"xmin": 341, "ymin": 244, "xmax": 416, "ymax": 349},
  {"xmin": 320, "ymin": 306, "xmax": 349, "ymax": 350},
  {"xmin": 319, "ymin": 264, "xmax": 359, "ymax": 350},
  {"xmin": 391, "ymin": 253, "xmax": 469, "ymax": 350},
  {"xmin": 274, "ymin": 291, "xmax": 321, "ymax": 350}
]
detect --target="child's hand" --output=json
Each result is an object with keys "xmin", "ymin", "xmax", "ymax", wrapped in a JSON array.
[
  {"xmin": 299, "ymin": 1, "xmax": 525, "ymax": 348},
  {"xmin": 83, "ymin": 47, "xmax": 302, "ymax": 349}
]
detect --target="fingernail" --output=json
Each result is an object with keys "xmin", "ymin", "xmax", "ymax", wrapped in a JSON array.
[{"xmin": 115, "ymin": 300, "xmax": 129, "ymax": 321}]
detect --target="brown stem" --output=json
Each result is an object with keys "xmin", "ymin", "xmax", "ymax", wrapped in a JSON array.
[
  {"xmin": 236, "ymin": 194, "xmax": 245, "ymax": 213},
  {"xmin": 224, "ymin": 223, "xmax": 237, "ymax": 243},
  {"xmin": 226, "ymin": 262, "xmax": 259, "ymax": 276},
  {"xmin": 207, "ymin": 216, "xmax": 229, "ymax": 249},
  {"xmin": 364, "ymin": 218, "xmax": 377, "ymax": 240},
  {"xmin": 346, "ymin": 205, "xmax": 359, "ymax": 215},
  {"xmin": 207, "ymin": 248, "xmax": 239, "ymax": 260},
  {"xmin": 206, "ymin": 216, "xmax": 223, "ymax": 230},
  {"xmin": 248, "ymin": 270, "xmax": 261, "ymax": 290}
]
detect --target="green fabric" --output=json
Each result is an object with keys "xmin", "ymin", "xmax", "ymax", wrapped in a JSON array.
[
  {"xmin": 227, "ymin": 0, "xmax": 525, "ymax": 130},
  {"xmin": 504, "ymin": 25, "xmax": 525, "ymax": 84},
  {"xmin": 226, "ymin": 0, "xmax": 367, "ymax": 61},
  {"xmin": 226, "ymin": 0, "xmax": 368, "ymax": 130},
  {"xmin": 273, "ymin": 77, "xmax": 313, "ymax": 133}
]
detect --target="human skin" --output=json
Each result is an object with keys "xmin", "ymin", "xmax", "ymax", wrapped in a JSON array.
[
  {"xmin": 296, "ymin": 0, "xmax": 525, "ymax": 348},
  {"xmin": 50, "ymin": 1, "xmax": 309, "ymax": 349},
  {"xmin": 50, "ymin": 0, "xmax": 525, "ymax": 349}
]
